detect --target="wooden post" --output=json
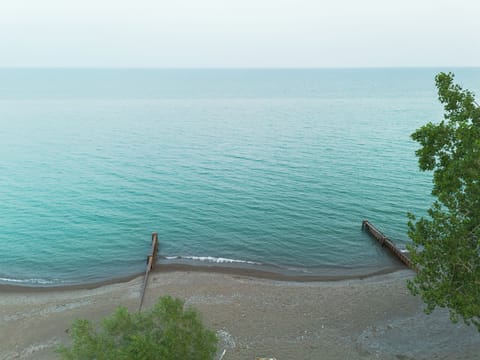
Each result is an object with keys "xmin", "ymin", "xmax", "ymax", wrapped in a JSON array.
[
  {"xmin": 139, "ymin": 233, "xmax": 159, "ymax": 311},
  {"xmin": 362, "ymin": 220, "xmax": 414, "ymax": 270},
  {"xmin": 151, "ymin": 232, "xmax": 158, "ymax": 270}
]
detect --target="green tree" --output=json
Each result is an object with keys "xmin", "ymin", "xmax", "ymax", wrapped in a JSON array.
[
  {"xmin": 407, "ymin": 72, "xmax": 480, "ymax": 330},
  {"xmin": 57, "ymin": 296, "xmax": 218, "ymax": 360}
]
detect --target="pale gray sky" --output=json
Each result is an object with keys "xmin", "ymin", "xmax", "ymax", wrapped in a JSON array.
[{"xmin": 1, "ymin": 0, "xmax": 479, "ymax": 67}]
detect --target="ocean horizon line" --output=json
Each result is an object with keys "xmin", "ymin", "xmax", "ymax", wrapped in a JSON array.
[{"xmin": 1, "ymin": 66, "xmax": 479, "ymax": 70}]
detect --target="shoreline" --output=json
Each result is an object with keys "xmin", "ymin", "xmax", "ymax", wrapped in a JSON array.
[
  {"xmin": 2, "ymin": 269, "xmax": 479, "ymax": 360},
  {"xmin": 0, "ymin": 260, "xmax": 405, "ymax": 292}
]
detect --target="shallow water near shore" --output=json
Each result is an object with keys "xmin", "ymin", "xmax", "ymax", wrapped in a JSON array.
[{"xmin": 1, "ymin": 68, "xmax": 479, "ymax": 286}]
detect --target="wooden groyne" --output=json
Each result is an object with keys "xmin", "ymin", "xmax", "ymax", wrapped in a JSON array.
[
  {"xmin": 139, "ymin": 232, "xmax": 159, "ymax": 311},
  {"xmin": 362, "ymin": 220, "xmax": 414, "ymax": 269}
]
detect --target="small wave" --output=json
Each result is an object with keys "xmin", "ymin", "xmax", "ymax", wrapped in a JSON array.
[
  {"xmin": 164, "ymin": 255, "xmax": 261, "ymax": 265},
  {"xmin": 0, "ymin": 277, "xmax": 60, "ymax": 285},
  {"xmin": 285, "ymin": 267, "xmax": 313, "ymax": 274}
]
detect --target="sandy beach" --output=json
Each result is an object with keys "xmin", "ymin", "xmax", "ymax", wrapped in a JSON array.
[{"xmin": 1, "ymin": 268, "xmax": 479, "ymax": 360}]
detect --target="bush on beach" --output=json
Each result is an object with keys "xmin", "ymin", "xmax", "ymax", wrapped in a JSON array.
[{"xmin": 57, "ymin": 295, "xmax": 218, "ymax": 360}]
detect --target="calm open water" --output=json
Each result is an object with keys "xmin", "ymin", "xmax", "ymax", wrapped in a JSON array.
[{"xmin": 1, "ymin": 68, "xmax": 479, "ymax": 285}]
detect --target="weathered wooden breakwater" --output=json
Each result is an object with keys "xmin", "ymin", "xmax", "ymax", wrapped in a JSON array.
[
  {"xmin": 139, "ymin": 232, "xmax": 159, "ymax": 311},
  {"xmin": 362, "ymin": 220, "xmax": 414, "ymax": 269}
]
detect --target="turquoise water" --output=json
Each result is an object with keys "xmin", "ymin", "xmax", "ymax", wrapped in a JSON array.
[{"xmin": 1, "ymin": 68, "xmax": 479, "ymax": 285}]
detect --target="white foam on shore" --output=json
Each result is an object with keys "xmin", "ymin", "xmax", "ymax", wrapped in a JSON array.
[
  {"xmin": 164, "ymin": 255, "xmax": 261, "ymax": 265},
  {"xmin": 0, "ymin": 277, "xmax": 60, "ymax": 286}
]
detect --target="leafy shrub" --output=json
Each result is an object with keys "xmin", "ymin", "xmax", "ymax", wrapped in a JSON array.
[{"xmin": 58, "ymin": 295, "xmax": 218, "ymax": 360}]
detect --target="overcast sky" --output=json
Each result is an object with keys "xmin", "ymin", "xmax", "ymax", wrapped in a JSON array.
[{"xmin": 1, "ymin": 0, "xmax": 479, "ymax": 67}]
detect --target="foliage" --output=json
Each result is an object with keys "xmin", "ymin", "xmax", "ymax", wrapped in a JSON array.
[
  {"xmin": 57, "ymin": 295, "xmax": 218, "ymax": 360},
  {"xmin": 407, "ymin": 72, "xmax": 480, "ymax": 330}
]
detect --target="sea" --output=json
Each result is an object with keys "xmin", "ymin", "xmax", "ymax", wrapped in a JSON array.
[{"xmin": 1, "ymin": 68, "xmax": 479, "ymax": 286}]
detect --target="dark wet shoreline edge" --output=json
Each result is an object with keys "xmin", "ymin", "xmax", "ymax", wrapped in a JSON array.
[{"xmin": 0, "ymin": 261, "xmax": 407, "ymax": 293}]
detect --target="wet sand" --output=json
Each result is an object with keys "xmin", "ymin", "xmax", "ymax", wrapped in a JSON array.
[{"xmin": 1, "ymin": 268, "xmax": 479, "ymax": 360}]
